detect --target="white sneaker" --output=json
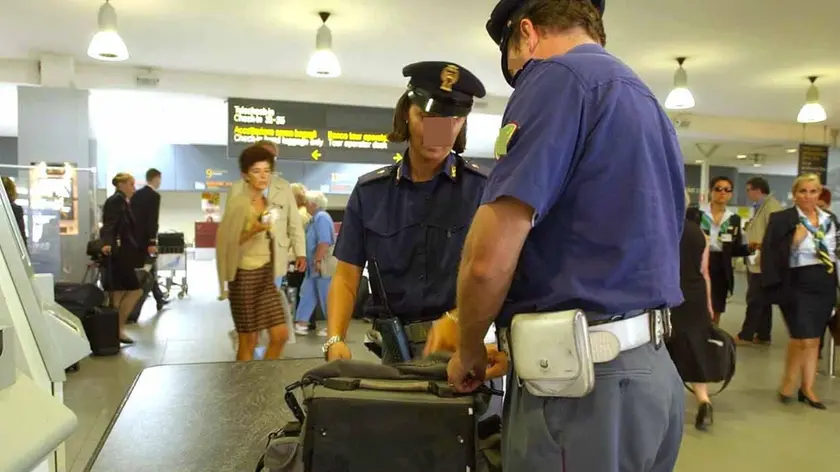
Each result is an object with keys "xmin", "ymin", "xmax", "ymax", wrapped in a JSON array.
[
  {"xmin": 294, "ymin": 325, "xmax": 310, "ymax": 336},
  {"xmin": 317, "ymin": 328, "xmax": 328, "ymax": 337}
]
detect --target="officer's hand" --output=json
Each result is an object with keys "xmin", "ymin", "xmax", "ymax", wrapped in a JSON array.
[
  {"xmin": 484, "ymin": 344, "xmax": 509, "ymax": 379},
  {"xmin": 447, "ymin": 344, "xmax": 487, "ymax": 393},
  {"xmin": 101, "ymin": 245, "xmax": 112, "ymax": 255},
  {"xmin": 327, "ymin": 341, "xmax": 352, "ymax": 362},
  {"xmin": 423, "ymin": 313, "xmax": 459, "ymax": 356}
]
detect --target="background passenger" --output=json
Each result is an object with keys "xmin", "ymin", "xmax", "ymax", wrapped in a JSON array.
[
  {"xmin": 294, "ymin": 191, "xmax": 335, "ymax": 336},
  {"xmin": 216, "ymin": 145, "xmax": 290, "ymax": 361}
]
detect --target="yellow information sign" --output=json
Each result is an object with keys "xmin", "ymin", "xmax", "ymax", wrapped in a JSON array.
[{"xmin": 311, "ymin": 150, "xmax": 321, "ymax": 161}]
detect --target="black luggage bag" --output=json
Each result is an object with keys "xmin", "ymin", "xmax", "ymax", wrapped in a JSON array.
[
  {"xmin": 258, "ymin": 355, "xmax": 502, "ymax": 472},
  {"xmin": 54, "ymin": 283, "xmax": 106, "ymax": 319},
  {"xmin": 81, "ymin": 306, "xmax": 121, "ymax": 356}
]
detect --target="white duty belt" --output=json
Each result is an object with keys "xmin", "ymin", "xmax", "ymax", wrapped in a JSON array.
[{"xmin": 499, "ymin": 310, "xmax": 670, "ymax": 364}]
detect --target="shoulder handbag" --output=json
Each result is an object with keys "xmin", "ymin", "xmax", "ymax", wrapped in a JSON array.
[
  {"xmin": 317, "ymin": 213, "xmax": 338, "ymax": 278},
  {"xmin": 684, "ymin": 326, "xmax": 736, "ymax": 397}
]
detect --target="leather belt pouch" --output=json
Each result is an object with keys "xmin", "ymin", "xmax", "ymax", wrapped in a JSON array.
[{"xmin": 511, "ymin": 309, "xmax": 595, "ymax": 398}]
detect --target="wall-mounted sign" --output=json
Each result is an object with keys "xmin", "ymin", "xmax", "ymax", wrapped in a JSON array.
[
  {"xmin": 227, "ymin": 98, "xmax": 403, "ymax": 163},
  {"xmin": 797, "ymin": 143, "xmax": 829, "ymax": 184}
]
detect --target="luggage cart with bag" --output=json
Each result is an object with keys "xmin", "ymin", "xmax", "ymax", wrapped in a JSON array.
[{"xmin": 157, "ymin": 232, "xmax": 188, "ymax": 299}]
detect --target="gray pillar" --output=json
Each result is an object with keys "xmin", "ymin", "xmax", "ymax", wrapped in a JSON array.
[{"xmin": 17, "ymin": 86, "xmax": 95, "ymax": 283}]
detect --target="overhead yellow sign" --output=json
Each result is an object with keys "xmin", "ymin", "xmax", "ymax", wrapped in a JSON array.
[
  {"xmin": 311, "ymin": 150, "xmax": 321, "ymax": 160},
  {"xmin": 232, "ymin": 126, "xmax": 392, "ymax": 151}
]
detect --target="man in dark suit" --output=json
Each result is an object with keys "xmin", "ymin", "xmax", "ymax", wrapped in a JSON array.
[{"xmin": 132, "ymin": 168, "xmax": 168, "ymax": 310}]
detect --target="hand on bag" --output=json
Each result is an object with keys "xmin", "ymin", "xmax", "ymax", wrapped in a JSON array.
[
  {"xmin": 423, "ymin": 313, "xmax": 459, "ymax": 356},
  {"xmin": 148, "ymin": 245, "xmax": 158, "ymax": 256},
  {"xmin": 294, "ymin": 256, "xmax": 307, "ymax": 272},
  {"xmin": 101, "ymin": 245, "xmax": 112, "ymax": 255},
  {"xmin": 327, "ymin": 341, "xmax": 352, "ymax": 361},
  {"xmin": 447, "ymin": 344, "xmax": 487, "ymax": 393},
  {"xmin": 748, "ymin": 241, "xmax": 761, "ymax": 252},
  {"xmin": 484, "ymin": 344, "xmax": 509, "ymax": 379}
]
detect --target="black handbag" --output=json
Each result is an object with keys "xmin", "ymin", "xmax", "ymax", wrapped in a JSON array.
[
  {"xmin": 685, "ymin": 326, "xmax": 737, "ymax": 396},
  {"xmin": 270, "ymin": 356, "xmax": 501, "ymax": 472}
]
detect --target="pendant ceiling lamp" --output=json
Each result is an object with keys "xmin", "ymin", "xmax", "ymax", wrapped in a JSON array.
[
  {"xmin": 664, "ymin": 57, "xmax": 695, "ymax": 110},
  {"xmin": 306, "ymin": 12, "xmax": 341, "ymax": 78},
  {"xmin": 87, "ymin": 0, "xmax": 129, "ymax": 62},
  {"xmin": 796, "ymin": 76, "xmax": 827, "ymax": 124}
]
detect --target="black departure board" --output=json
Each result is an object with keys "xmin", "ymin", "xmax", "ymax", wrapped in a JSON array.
[
  {"xmin": 227, "ymin": 98, "xmax": 405, "ymax": 164},
  {"xmin": 797, "ymin": 143, "xmax": 829, "ymax": 184}
]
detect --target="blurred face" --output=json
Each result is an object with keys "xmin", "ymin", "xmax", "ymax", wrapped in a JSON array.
[
  {"xmin": 745, "ymin": 184, "xmax": 763, "ymax": 203},
  {"xmin": 407, "ymin": 105, "xmax": 466, "ymax": 163},
  {"xmin": 710, "ymin": 179, "xmax": 733, "ymax": 205},
  {"xmin": 119, "ymin": 176, "xmax": 136, "ymax": 198},
  {"xmin": 306, "ymin": 201, "xmax": 318, "ymax": 216},
  {"xmin": 795, "ymin": 180, "xmax": 821, "ymax": 211},
  {"xmin": 149, "ymin": 175, "xmax": 161, "ymax": 190},
  {"xmin": 293, "ymin": 191, "xmax": 306, "ymax": 208},
  {"xmin": 244, "ymin": 161, "xmax": 272, "ymax": 192}
]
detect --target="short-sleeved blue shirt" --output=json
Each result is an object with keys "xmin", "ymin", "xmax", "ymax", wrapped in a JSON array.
[
  {"xmin": 305, "ymin": 210, "xmax": 335, "ymax": 278},
  {"xmin": 335, "ymin": 152, "xmax": 488, "ymax": 323},
  {"xmin": 484, "ymin": 44, "xmax": 685, "ymax": 326}
]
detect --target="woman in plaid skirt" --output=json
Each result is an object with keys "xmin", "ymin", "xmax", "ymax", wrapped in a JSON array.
[{"xmin": 216, "ymin": 145, "xmax": 290, "ymax": 361}]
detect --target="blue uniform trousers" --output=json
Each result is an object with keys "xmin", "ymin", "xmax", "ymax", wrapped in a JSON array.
[
  {"xmin": 294, "ymin": 275, "xmax": 331, "ymax": 323},
  {"xmin": 502, "ymin": 343, "xmax": 684, "ymax": 472}
]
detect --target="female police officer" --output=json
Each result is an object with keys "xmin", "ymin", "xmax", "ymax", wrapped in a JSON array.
[{"xmin": 323, "ymin": 61, "xmax": 506, "ymax": 374}]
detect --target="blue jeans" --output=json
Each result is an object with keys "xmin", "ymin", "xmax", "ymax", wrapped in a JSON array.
[{"xmin": 295, "ymin": 275, "xmax": 331, "ymax": 323}]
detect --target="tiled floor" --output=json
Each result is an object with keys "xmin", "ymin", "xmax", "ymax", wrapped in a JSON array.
[{"xmin": 62, "ymin": 261, "xmax": 840, "ymax": 472}]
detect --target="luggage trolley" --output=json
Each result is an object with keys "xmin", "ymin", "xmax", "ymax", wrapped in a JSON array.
[{"xmin": 156, "ymin": 232, "xmax": 188, "ymax": 299}]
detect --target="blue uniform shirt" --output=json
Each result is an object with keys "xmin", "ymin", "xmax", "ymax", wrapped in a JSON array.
[
  {"xmin": 335, "ymin": 152, "xmax": 488, "ymax": 322},
  {"xmin": 305, "ymin": 210, "xmax": 335, "ymax": 278},
  {"xmin": 484, "ymin": 44, "xmax": 685, "ymax": 325}
]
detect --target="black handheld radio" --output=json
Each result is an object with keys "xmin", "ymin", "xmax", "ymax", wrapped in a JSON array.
[{"xmin": 368, "ymin": 258, "xmax": 413, "ymax": 363}]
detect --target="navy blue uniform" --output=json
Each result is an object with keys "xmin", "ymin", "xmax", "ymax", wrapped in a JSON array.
[
  {"xmin": 334, "ymin": 153, "xmax": 487, "ymax": 322},
  {"xmin": 483, "ymin": 2, "xmax": 686, "ymax": 470},
  {"xmin": 488, "ymin": 48, "xmax": 685, "ymax": 326}
]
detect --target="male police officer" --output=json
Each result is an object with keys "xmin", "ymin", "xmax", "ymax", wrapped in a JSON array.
[
  {"xmin": 324, "ymin": 62, "xmax": 506, "ymax": 376},
  {"xmin": 448, "ymin": 1, "xmax": 686, "ymax": 471}
]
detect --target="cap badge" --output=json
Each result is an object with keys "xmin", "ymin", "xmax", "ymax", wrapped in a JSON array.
[{"xmin": 440, "ymin": 64, "xmax": 460, "ymax": 92}]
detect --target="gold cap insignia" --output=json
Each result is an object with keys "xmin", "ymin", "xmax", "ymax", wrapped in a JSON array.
[{"xmin": 440, "ymin": 64, "xmax": 460, "ymax": 92}]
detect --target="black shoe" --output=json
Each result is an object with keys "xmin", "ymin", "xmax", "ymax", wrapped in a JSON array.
[
  {"xmin": 156, "ymin": 299, "xmax": 170, "ymax": 311},
  {"xmin": 695, "ymin": 402, "xmax": 713, "ymax": 431},
  {"xmin": 778, "ymin": 392, "xmax": 795, "ymax": 405},
  {"xmin": 798, "ymin": 390, "xmax": 827, "ymax": 410},
  {"xmin": 120, "ymin": 336, "xmax": 135, "ymax": 345}
]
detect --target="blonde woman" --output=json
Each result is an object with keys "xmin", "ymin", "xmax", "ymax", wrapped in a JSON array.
[
  {"xmin": 217, "ymin": 145, "xmax": 290, "ymax": 361},
  {"xmin": 763, "ymin": 174, "xmax": 837, "ymax": 409},
  {"xmin": 100, "ymin": 173, "xmax": 144, "ymax": 344}
]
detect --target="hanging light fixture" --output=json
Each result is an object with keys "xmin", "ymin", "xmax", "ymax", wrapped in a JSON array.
[
  {"xmin": 664, "ymin": 57, "xmax": 695, "ymax": 110},
  {"xmin": 306, "ymin": 12, "xmax": 341, "ymax": 78},
  {"xmin": 87, "ymin": 0, "xmax": 129, "ymax": 62},
  {"xmin": 796, "ymin": 76, "xmax": 827, "ymax": 124}
]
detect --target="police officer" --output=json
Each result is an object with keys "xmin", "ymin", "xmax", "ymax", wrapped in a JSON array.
[
  {"xmin": 448, "ymin": 1, "xmax": 686, "ymax": 471},
  {"xmin": 323, "ymin": 62, "xmax": 506, "ymax": 375}
]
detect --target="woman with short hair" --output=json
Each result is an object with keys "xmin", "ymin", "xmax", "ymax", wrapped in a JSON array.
[
  {"xmin": 216, "ymin": 145, "xmax": 290, "ymax": 361},
  {"xmin": 763, "ymin": 174, "xmax": 837, "ymax": 409},
  {"xmin": 294, "ymin": 190, "xmax": 335, "ymax": 335}
]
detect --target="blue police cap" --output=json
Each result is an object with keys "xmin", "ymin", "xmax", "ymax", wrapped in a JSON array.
[
  {"xmin": 402, "ymin": 61, "xmax": 487, "ymax": 118},
  {"xmin": 487, "ymin": 0, "xmax": 606, "ymax": 45}
]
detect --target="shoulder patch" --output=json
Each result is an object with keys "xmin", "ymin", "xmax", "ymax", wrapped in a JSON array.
[
  {"xmin": 357, "ymin": 165, "xmax": 396, "ymax": 186},
  {"xmin": 462, "ymin": 159, "xmax": 489, "ymax": 178},
  {"xmin": 494, "ymin": 122, "xmax": 518, "ymax": 159}
]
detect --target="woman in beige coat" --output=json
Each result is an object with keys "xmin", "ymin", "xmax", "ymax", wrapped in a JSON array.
[{"xmin": 216, "ymin": 144, "xmax": 305, "ymax": 361}]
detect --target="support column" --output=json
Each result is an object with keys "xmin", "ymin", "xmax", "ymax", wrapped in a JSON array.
[
  {"xmin": 699, "ymin": 160, "xmax": 710, "ymax": 204},
  {"xmin": 17, "ymin": 86, "xmax": 95, "ymax": 283}
]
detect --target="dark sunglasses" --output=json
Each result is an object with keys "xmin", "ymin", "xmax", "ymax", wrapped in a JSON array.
[{"xmin": 713, "ymin": 187, "xmax": 733, "ymax": 193}]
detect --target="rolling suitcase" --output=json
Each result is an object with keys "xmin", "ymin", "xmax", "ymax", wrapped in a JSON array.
[{"xmin": 81, "ymin": 306, "xmax": 120, "ymax": 356}]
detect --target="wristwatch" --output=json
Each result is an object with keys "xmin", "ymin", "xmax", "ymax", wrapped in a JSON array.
[{"xmin": 322, "ymin": 335, "xmax": 344, "ymax": 359}]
